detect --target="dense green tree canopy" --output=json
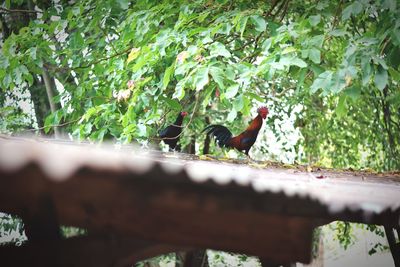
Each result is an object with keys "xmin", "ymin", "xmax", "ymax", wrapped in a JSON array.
[{"xmin": 1, "ymin": 0, "xmax": 399, "ymax": 170}]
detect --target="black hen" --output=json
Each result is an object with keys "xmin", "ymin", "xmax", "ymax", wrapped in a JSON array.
[{"xmin": 159, "ymin": 111, "xmax": 188, "ymax": 150}]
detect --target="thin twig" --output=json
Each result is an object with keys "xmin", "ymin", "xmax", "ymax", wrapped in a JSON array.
[
  {"xmin": 21, "ymin": 118, "xmax": 81, "ymax": 133},
  {"xmin": 331, "ymin": 0, "xmax": 343, "ymax": 30},
  {"xmin": 43, "ymin": 46, "xmax": 131, "ymax": 73},
  {"xmin": 99, "ymin": 22, "xmax": 118, "ymax": 55},
  {"xmin": 0, "ymin": 7, "xmax": 42, "ymax": 14},
  {"xmin": 72, "ymin": 47, "xmax": 131, "ymax": 70},
  {"xmin": 380, "ymin": 37, "xmax": 391, "ymax": 55}
]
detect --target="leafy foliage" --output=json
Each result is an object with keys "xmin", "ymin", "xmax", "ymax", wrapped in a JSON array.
[
  {"xmin": 60, "ymin": 226, "xmax": 87, "ymax": 238},
  {"xmin": 0, "ymin": 213, "xmax": 26, "ymax": 245},
  {"xmin": 331, "ymin": 221, "xmax": 354, "ymax": 250},
  {"xmin": 1, "ymin": 0, "xmax": 399, "ymax": 169}
]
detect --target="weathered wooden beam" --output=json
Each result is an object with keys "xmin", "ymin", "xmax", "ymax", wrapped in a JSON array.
[
  {"xmin": 2, "ymin": 138, "xmax": 399, "ymax": 265},
  {"xmin": 0, "ymin": 165, "xmax": 315, "ymax": 263},
  {"xmin": 0, "ymin": 235, "xmax": 190, "ymax": 267}
]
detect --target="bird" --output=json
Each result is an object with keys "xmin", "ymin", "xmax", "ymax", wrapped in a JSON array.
[
  {"xmin": 159, "ymin": 111, "xmax": 188, "ymax": 150},
  {"xmin": 203, "ymin": 106, "xmax": 269, "ymax": 157}
]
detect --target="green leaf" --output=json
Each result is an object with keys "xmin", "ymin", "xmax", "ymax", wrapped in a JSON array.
[
  {"xmin": 388, "ymin": 67, "xmax": 400, "ymax": 82},
  {"xmin": 344, "ymin": 85, "xmax": 361, "ymax": 101},
  {"xmin": 44, "ymin": 111, "xmax": 61, "ymax": 134},
  {"xmin": 246, "ymin": 92, "xmax": 264, "ymax": 102},
  {"xmin": 44, "ymin": 114, "xmax": 54, "ymax": 134},
  {"xmin": 84, "ymin": 123, "xmax": 93, "ymax": 135},
  {"xmin": 309, "ymin": 35, "xmax": 324, "ymax": 48},
  {"xmin": 352, "ymin": 2, "xmax": 363, "ymax": 15},
  {"xmin": 28, "ymin": 47, "xmax": 37, "ymax": 60},
  {"xmin": 391, "ymin": 28, "xmax": 400, "ymax": 46},
  {"xmin": 374, "ymin": 65, "xmax": 388, "ymax": 90},
  {"xmin": 237, "ymin": 16, "xmax": 248, "ymax": 38},
  {"xmin": 137, "ymin": 124, "xmax": 147, "ymax": 137},
  {"xmin": 233, "ymin": 94, "xmax": 244, "ymax": 112},
  {"xmin": 373, "ymin": 56, "xmax": 388, "ymax": 70},
  {"xmin": 329, "ymin": 29, "xmax": 347, "ymax": 37},
  {"xmin": 209, "ymin": 66, "xmax": 225, "ymax": 89},
  {"xmin": 164, "ymin": 98, "xmax": 182, "ymax": 111},
  {"xmin": 342, "ymin": 4, "xmax": 353, "ymax": 21},
  {"xmin": 383, "ymin": 0, "xmax": 396, "ymax": 11},
  {"xmin": 2, "ymin": 73, "xmax": 11, "ymax": 88},
  {"xmin": 209, "ymin": 42, "xmax": 231, "ymax": 58},
  {"xmin": 225, "ymin": 84, "xmax": 239, "ymax": 99},
  {"xmin": 250, "ymin": 15, "xmax": 266, "ymax": 32},
  {"xmin": 174, "ymin": 79, "xmax": 186, "ymax": 100},
  {"xmin": 127, "ymin": 48, "xmax": 141, "ymax": 63},
  {"xmin": 310, "ymin": 71, "xmax": 333, "ymax": 93},
  {"xmin": 309, "ymin": 14, "xmax": 321, "ymax": 26},
  {"xmin": 162, "ymin": 62, "xmax": 175, "ymax": 90},
  {"xmin": 291, "ymin": 57, "xmax": 308, "ymax": 68},
  {"xmin": 70, "ymin": 31, "xmax": 84, "ymax": 49},
  {"xmin": 282, "ymin": 47, "xmax": 296, "ymax": 54},
  {"xmin": 132, "ymin": 54, "xmax": 151, "ymax": 72},
  {"xmin": 309, "ymin": 48, "xmax": 321, "ymax": 64},
  {"xmin": 197, "ymin": 11, "xmax": 210, "ymax": 22},
  {"xmin": 91, "ymin": 128, "xmax": 107, "ymax": 141},
  {"xmin": 361, "ymin": 57, "xmax": 372, "ymax": 86},
  {"xmin": 227, "ymin": 109, "xmax": 237, "ymax": 122},
  {"xmin": 262, "ymin": 38, "xmax": 272, "ymax": 53},
  {"xmin": 117, "ymin": 0, "xmax": 129, "ymax": 9},
  {"xmin": 331, "ymin": 71, "xmax": 347, "ymax": 93},
  {"xmin": 193, "ymin": 66, "xmax": 209, "ymax": 91},
  {"xmin": 336, "ymin": 95, "xmax": 347, "ymax": 117},
  {"xmin": 0, "ymin": 56, "xmax": 9, "ymax": 69},
  {"xmin": 342, "ymin": 2, "xmax": 363, "ymax": 20},
  {"xmin": 25, "ymin": 73, "xmax": 34, "ymax": 86}
]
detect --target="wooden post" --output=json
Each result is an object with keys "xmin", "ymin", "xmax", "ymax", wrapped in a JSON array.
[
  {"xmin": 384, "ymin": 226, "xmax": 400, "ymax": 267},
  {"xmin": 203, "ymin": 117, "xmax": 211, "ymax": 154},
  {"xmin": 176, "ymin": 250, "xmax": 209, "ymax": 267}
]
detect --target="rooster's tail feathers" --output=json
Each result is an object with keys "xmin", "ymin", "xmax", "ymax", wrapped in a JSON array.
[{"xmin": 203, "ymin": 125, "xmax": 233, "ymax": 148}]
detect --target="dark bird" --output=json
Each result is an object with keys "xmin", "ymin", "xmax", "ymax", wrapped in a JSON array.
[
  {"xmin": 203, "ymin": 106, "xmax": 269, "ymax": 156},
  {"xmin": 159, "ymin": 111, "xmax": 188, "ymax": 150}
]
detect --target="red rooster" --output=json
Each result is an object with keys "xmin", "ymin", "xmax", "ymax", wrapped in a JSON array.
[
  {"xmin": 159, "ymin": 111, "xmax": 188, "ymax": 150},
  {"xmin": 203, "ymin": 106, "xmax": 269, "ymax": 156}
]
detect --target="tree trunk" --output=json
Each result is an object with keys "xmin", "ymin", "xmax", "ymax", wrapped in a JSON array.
[
  {"xmin": 203, "ymin": 117, "xmax": 211, "ymax": 154},
  {"xmin": 28, "ymin": 78, "xmax": 51, "ymax": 134},
  {"xmin": 42, "ymin": 69, "xmax": 61, "ymax": 138}
]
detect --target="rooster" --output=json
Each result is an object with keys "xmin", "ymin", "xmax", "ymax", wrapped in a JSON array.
[
  {"xmin": 159, "ymin": 111, "xmax": 188, "ymax": 150},
  {"xmin": 203, "ymin": 106, "xmax": 269, "ymax": 156}
]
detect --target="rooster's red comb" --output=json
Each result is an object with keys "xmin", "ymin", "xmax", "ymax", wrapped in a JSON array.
[{"xmin": 257, "ymin": 106, "xmax": 269, "ymax": 113}]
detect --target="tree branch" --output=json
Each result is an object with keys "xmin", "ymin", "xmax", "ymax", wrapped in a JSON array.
[
  {"xmin": 98, "ymin": 22, "xmax": 118, "ymax": 55},
  {"xmin": 279, "ymin": 0, "xmax": 291, "ymax": 23},
  {"xmin": 21, "ymin": 118, "xmax": 82, "ymax": 133},
  {"xmin": 265, "ymin": 0, "xmax": 281, "ymax": 17},
  {"xmin": 42, "ymin": 70, "xmax": 61, "ymax": 138},
  {"xmin": 0, "ymin": 7, "xmax": 42, "ymax": 14},
  {"xmin": 72, "ymin": 47, "xmax": 132, "ymax": 70}
]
